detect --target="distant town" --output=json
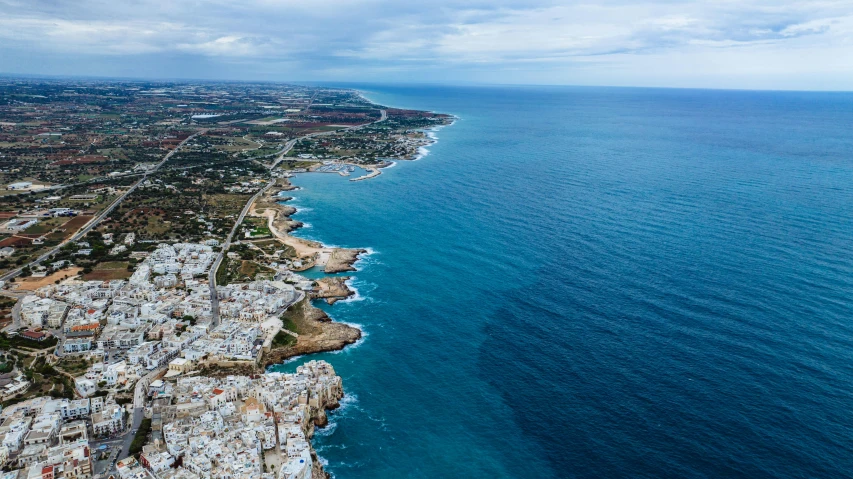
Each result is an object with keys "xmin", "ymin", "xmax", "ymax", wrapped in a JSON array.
[{"xmin": 0, "ymin": 79, "xmax": 453, "ymax": 479}]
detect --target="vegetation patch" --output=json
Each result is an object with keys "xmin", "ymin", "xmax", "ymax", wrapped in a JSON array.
[
  {"xmin": 129, "ymin": 418, "xmax": 152, "ymax": 456},
  {"xmin": 272, "ymin": 330, "xmax": 296, "ymax": 347}
]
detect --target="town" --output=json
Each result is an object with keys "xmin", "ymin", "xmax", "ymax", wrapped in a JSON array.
[
  {"xmin": 0, "ymin": 78, "xmax": 452, "ymax": 479},
  {"xmin": 0, "ymin": 239, "xmax": 340, "ymax": 479}
]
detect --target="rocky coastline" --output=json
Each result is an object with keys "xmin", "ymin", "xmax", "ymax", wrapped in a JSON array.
[
  {"xmin": 259, "ymin": 103, "xmax": 453, "ymax": 478},
  {"xmin": 249, "ymin": 178, "xmax": 367, "ymax": 274},
  {"xmin": 263, "ymin": 298, "xmax": 362, "ymax": 368},
  {"xmin": 312, "ymin": 276, "xmax": 355, "ymax": 304},
  {"xmin": 325, "ymin": 248, "xmax": 367, "ymax": 273}
]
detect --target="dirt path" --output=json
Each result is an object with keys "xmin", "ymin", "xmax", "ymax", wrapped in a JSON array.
[{"xmin": 14, "ymin": 267, "xmax": 83, "ymax": 291}]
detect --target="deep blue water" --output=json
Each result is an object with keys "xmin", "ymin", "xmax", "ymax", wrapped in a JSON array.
[{"xmin": 270, "ymin": 85, "xmax": 853, "ymax": 478}]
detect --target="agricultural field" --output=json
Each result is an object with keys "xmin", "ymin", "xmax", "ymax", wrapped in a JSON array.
[{"xmin": 82, "ymin": 261, "xmax": 132, "ymax": 281}]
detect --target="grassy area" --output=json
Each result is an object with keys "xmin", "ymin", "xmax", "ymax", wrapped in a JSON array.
[
  {"xmin": 216, "ymin": 257, "xmax": 230, "ymax": 286},
  {"xmin": 57, "ymin": 357, "xmax": 93, "ymax": 375},
  {"xmin": 2, "ymin": 354, "xmax": 75, "ymax": 406},
  {"xmin": 241, "ymin": 216, "xmax": 272, "ymax": 238},
  {"xmin": 236, "ymin": 260, "xmax": 275, "ymax": 281},
  {"xmin": 22, "ymin": 217, "xmax": 69, "ymax": 235},
  {"xmin": 272, "ymin": 330, "xmax": 296, "ymax": 347},
  {"xmin": 145, "ymin": 216, "xmax": 172, "ymax": 236},
  {"xmin": 218, "ymin": 248, "xmax": 274, "ymax": 284},
  {"xmin": 281, "ymin": 316, "xmax": 299, "ymax": 335},
  {"xmin": 249, "ymin": 226, "xmax": 271, "ymax": 237},
  {"xmin": 94, "ymin": 261, "xmax": 129, "ymax": 269},
  {"xmin": 250, "ymin": 239, "xmax": 295, "ymax": 258},
  {"xmin": 279, "ymin": 300, "xmax": 308, "ymax": 336},
  {"xmin": 215, "ymin": 137, "xmax": 260, "ymax": 153}
]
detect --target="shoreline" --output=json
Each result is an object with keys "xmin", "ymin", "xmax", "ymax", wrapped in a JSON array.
[
  {"xmin": 312, "ymin": 276, "xmax": 355, "ymax": 304},
  {"xmin": 262, "ymin": 297, "xmax": 362, "ymax": 368},
  {"xmin": 249, "ymin": 177, "xmax": 368, "ymax": 273},
  {"xmin": 263, "ymin": 96, "xmax": 453, "ymax": 477},
  {"xmin": 257, "ymin": 98, "xmax": 453, "ymax": 363}
]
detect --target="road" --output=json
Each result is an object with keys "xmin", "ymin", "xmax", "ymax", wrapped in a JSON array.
[
  {"xmin": 90, "ymin": 436, "xmax": 125, "ymax": 478},
  {"xmin": 113, "ymin": 366, "xmax": 165, "ymax": 470},
  {"xmin": 0, "ymin": 131, "xmax": 204, "ymax": 284},
  {"xmin": 27, "ymin": 106, "xmax": 386, "ymax": 470},
  {"xmin": 208, "ymin": 181, "xmax": 276, "ymax": 327}
]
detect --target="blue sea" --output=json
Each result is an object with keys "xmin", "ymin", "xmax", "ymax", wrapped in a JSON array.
[{"xmin": 270, "ymin": 85, "xmax": 853, "ymax": 478}]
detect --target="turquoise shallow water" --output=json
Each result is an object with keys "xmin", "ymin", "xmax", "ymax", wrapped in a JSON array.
[{"xmin": 270, "ymin": 85, "xmax": 853, "ymax": 478}]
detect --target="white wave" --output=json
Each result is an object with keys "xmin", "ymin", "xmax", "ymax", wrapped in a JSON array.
[
  {"xmin": 339, "ymin": 278, "xmax": 378, "ymax": 304},
  {"xmin": 356, "ymin": 90, "xmax": 379, "ymax": 106},
  {"xmin": 314, "ymin": 421, "xmax": 338, "ymax": 437},
  {"xmin": 335, "ymin": 392, "xmax": 360, "ymax": 413},
  {"xmin": 279, "ymin": 354, "xmax": 304, "ymax": 364},
  {"xmin": 352, "ymin": 247, "xmax": 378, "ymax": 271},
  {"xmin": 413, "ymin": 145, "xmax": 430, "ymax": 161},
  {"xmin": 380, "ymin": 161, "xmax": 397, "ymax": 169},
  {"xmin": 328, "ymin": 322, "xmax": 367, "ymax": 352},
  {"xmin": 337, "ymin": 278, "xmax": 363, "ymax": 304}
]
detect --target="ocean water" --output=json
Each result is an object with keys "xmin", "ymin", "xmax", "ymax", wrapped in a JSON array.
[{"xmin": 270, "ymin": 85, "xmax": 853, "ymax": 478}]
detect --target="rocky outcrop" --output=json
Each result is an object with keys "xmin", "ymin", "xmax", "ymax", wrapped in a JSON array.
[
  {"xmin": 325, "ymin": 248, "xmax": 366, "ymax": 273},
  {"xmin": 263, "ymin": 298, "xmax": 361, "ymax": 367},
  {"xmin": 311, "ymin": 276, "xmax": 353, "ymax": 304}
]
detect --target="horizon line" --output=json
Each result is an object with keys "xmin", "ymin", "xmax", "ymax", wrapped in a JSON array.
[{"xmin": 1, "ymin": 71, "xmax": 851, "ymax": 95}]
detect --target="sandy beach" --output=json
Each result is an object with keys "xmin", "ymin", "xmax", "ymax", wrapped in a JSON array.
[{"xmin": 248, "ymin": 178, "xmax": 366, "ymax": 273}]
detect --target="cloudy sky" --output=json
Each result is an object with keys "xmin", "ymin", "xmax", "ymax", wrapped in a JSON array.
[{"xmin": 1, "ymin": 0, "xmax": 852, "ymax": 90}]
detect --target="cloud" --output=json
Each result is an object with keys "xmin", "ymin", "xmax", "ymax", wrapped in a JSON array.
[{"xmin": 1, "ymin": 0, "xmax": 852, "ymax": 88}]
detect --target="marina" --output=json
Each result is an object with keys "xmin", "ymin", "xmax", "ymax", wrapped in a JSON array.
[{"xmin": 314, "ymin": 163, "xmax": 357, "ymax": 176}]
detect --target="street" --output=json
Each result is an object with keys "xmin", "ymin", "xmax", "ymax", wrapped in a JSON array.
[{"xmin": 112, "ymin": 366, "xmax": 165, "ymax": 470}]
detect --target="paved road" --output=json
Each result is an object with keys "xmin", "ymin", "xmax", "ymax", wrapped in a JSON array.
[
  {"xmin": 208, "ymin": 181, "xmax": 276, "ymax": 327},
  {"xmin": 113, "ymin": 366, "xmax": 165, "ymax": 470},
  {"xmin": 0, "ymin": 131, "xmax": 204, "ymax": 284},
  {"xmin": 90, "ymin": 436, "xmax": 124, "ymax": 478}
]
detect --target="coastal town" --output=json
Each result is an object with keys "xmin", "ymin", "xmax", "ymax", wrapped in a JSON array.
[{"xmin": 0, "ymin": 79, "xmax": 453, "ymax": 479}]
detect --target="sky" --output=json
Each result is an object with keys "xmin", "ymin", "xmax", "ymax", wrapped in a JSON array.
[{"xmin": 1, "ymin": 0, "xmax": 853, "ymax": 90}]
